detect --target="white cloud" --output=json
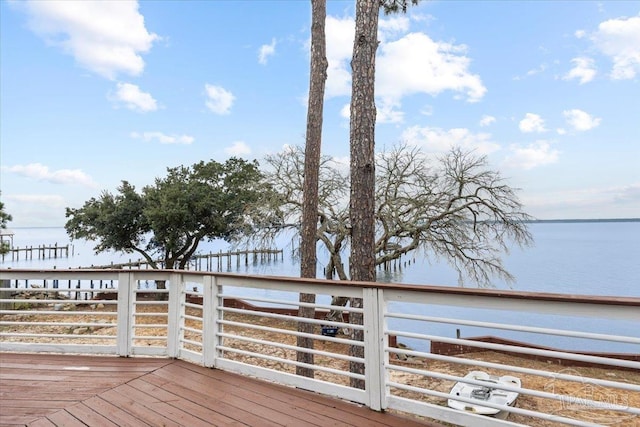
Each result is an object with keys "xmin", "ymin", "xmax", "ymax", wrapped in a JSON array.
[
  {"xmin": 401, "ymin": 126, "xmax": 500, "ymax": 155},
  {"xmin": 377, "ymin": 33, "xmax": 486, "ymax": 106},
  {"xmin": 378, "ymin": 15, "xmax": 410, "ymax": 42},
  {"xmin": 376, "ymin": 99, "xmax": 404, "ymax": 124},
  {"xmin": 205, "ymin": 84, "xmax": 235, "ymax": 115},
  {"xmin": 225, "ymin": 141, "xmax": 251, "ymax": 156},
  {"xmin": 130, "ymin": 131, "xmax": 194, "ymax": 145},
  {"xmin": 18, "ymin": 0, "xmax": 158, "ymax": 80},
  {"xmin": 340, "ymin": 100, "xmax": 404, "ymax": 123},
  {"xmin": 325, "ymin": 16, "xmax": 355, "ymax": 97},
  {"xmin": 575, "ymin": 29, "xmax": 587, "ymax": 39},
  {"xmin": 258, "ymin": 38, "xmax": 276, "ymax": 65},
  {"xmin": 2, "ymin": 194, "xmax": 68, "ymax": 227},
  {"xmin": 563, "ymin": 109, "xmax": 601, "ymax": 131},
  {"xmin": 613, "ymin": 183, "xmax": 640, "ymax": 204},
  {"xmin": 330, "ymin": 155, "xmax": 350, "ymax": 170},
  {"xmin": 526, "ymin": 63, "xmax": 547, "ymax": 77},
  {"xmin": 324, "ymin": 15, "xmax": 486, "ymax": 113},
  {"xmin": 340, "ymin": 103, "xmax": 350, "ymax": 120},
  {"xmin": 479, "ymin": 115, "xmax": 496, "ymax": 127},
  {"xmin": 563, "ymin": 57, "xmax": 597, "ymax": 84},
  {"xmin": 504, "ymin": 141, "xmax": 559, "ymax": 170},
  {"xmin": 420, "ymin": 105, "xmax": 434, "ymax": 116},
  {"xmin": 513, "ymin": 63, "xmax": 547, "ymax": 81},
  {"xmin": 519, "ymin": 113, "xmax": 547, "ymax": 133},
  {"xmin": 111, "ymin": 83, "xmax": 158, "ymax": 112},
  {"xmin": 523, "ymin": 183, "xmax": 640, "ymax": 219},
  {"xmin": 3, "ymin": 163, "xmax": 98, "ymax": 188},
  {"xmin": 591, "ymin": 15, "xmax": 640, "ymax": 79}
]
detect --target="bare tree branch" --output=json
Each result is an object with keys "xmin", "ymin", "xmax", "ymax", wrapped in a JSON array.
[{"xmin": 245, "ymin": 143, "xmax": 533, "ymax": 288}]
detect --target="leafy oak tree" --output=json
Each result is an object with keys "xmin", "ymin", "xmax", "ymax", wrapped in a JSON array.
[
  {"xmin": 65, "ymin": 158, "xmax": 266, "ymax": 283},
  {"xmin": 0, "ymin": 195, "xmax": 13, "ymax": 255}
]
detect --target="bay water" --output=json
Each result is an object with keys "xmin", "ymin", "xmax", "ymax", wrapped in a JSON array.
[{"xmin": 2, "ymin": 221, "xmax": 639, "ymax": 352}]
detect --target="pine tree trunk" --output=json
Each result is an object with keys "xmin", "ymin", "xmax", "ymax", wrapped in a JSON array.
[
  {"xmin": 297, "ymin": 0, "xmax": 328, "ymax": 378},
  {"xmin": 348, "ymin": 0, "xmax": 379, "ymax": 389}
]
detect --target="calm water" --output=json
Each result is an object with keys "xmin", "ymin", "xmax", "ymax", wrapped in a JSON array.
[
  {"xmin": 4, "ymin": 221, "xmax": 638, "ymax": 296},
  {"xmin": 3, "ymin": 221, "xmax": 639, "ymax": 352}
]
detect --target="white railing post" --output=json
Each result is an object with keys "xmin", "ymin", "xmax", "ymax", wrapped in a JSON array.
[
  {"xmin": 202, "ymin": 274, "xmax": 219, "ymax": 367},
  {"xmin": 166, "ymin": 272, "xmax": 183, "ymax": 358},
  {"xmin": 116, "ymin": 272, "xmax": 133, "ymax": 356},
  {"xmin": 377, "ymin": 288, "xmax": 390, "ymax": 410},
  {"xmin": 363, "ymin": 287, "xmax": 383, "ymax": 411}
]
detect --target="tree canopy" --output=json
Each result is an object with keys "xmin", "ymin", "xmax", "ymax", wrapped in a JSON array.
[
  {"xmin": 0, "ymin": 197, "xmax": 11, "ymax": 230},
  {"xmin": 253, "ymin": 143, "xmax": 533, "ymax": 287},
  {"xmin": 65, "ymin": 158, "xmax": 266, "ymax": 271},
  {"xmin": 0, "ymin": 195, "xmax": 13, "ymax": 255}
]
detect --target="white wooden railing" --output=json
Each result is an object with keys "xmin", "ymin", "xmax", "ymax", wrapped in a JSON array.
[{"xmin": 1, "ymin": 269, "xmax": 639, "ymax": 426}]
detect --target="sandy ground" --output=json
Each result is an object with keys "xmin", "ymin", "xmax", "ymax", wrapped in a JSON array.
[{"xmin": 1, "ymin": 301, "xmax": 638, "ymax": 426}]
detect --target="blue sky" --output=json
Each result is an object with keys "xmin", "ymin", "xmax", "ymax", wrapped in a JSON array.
[{"xmin": 1, "ymin": 0, "xmax": 639, "ymax": 227}]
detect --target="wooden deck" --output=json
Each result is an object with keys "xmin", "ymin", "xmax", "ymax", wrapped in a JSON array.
[{"xmin": 0, "ymin": 353, "xmax": 440, "ymax": 427}]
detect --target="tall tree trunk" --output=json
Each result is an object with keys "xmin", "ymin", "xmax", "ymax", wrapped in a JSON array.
[
  {"xmin": 297, "ymin": 0, "xmax": 328, "ymax": 378},
  {"xmin": 348, "ymin": 0, "xmax": 379, "ymax": 389}
]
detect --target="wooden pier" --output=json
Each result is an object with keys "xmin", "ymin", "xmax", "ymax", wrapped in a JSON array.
[
  {"xmin": 1, "ymin": 244, "xmax": 71, "ymax": 262},
  {"xmin": 83, "ymin": 248, "xmax": 283, "ymax": 271},
  {"xmin": 2, "ymin": 248, "xmax": 284, "ymax": 302}
]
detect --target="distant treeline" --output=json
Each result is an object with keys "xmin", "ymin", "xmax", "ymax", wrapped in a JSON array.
[{"xmin": 526, "ymin": 218, "xmax": 640, "ymax": 224}]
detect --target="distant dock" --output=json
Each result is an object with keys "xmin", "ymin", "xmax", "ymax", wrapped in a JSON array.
[
  {"xmin": 1, "ymin": 244, "xmax": 72, "ymax": 262},
  {"xmin": 83, "ymin": 248, "xmax": 283, "ymax": 271},
  {"xmin": 2, "ymin": 248, "xmax": 283, "ymax": 301}
]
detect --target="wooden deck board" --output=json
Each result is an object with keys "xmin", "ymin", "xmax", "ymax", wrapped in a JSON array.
[
  {"xmin": 148, "ymin": 363, "xmax": 354, "ymax": 426},
  {"xmin": 81, "ymin": 397, "xmax": 154, "ymax": 427},
  {"xmin": 175, "ymin": 360, "xmax": 415, "ymax": 427},
  {"xmin": 141, "ymin": 372, "xmax": 285, "ymax": 427},
  {"xmin": 0, "ymin": 353, "xmax": 441, "ymax": 427},
  {"xmin": 65, "ymin": 403, "xmax": 120, "ymax": 427},
  {"xmin": 131, "ymin": 377, "xmax": 262, "ymax": 426}
]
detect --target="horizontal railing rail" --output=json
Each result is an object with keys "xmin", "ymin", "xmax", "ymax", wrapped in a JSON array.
[{"xmin": 1, "ymin": 268, "xmax": 638, "ymax": 426}]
